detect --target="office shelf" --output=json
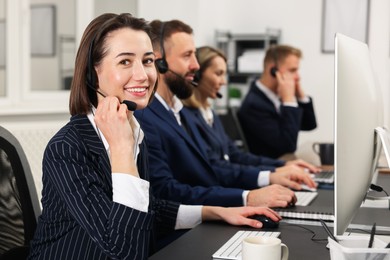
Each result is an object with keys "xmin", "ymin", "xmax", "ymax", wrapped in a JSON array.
[{"xmin": 215, "ymin": 29, "xmax": 281, "ymax": 84}]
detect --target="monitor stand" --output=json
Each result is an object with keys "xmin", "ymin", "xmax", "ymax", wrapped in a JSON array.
[
  {"xmin": 365, "ymin": 127, "xmax": 390, "ymax": 202},
  {"xmin": 375, "ymin": 126, "xmax": 390, "ymax": 168}
]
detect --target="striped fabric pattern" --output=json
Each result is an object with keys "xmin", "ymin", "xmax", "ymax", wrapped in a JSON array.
[{"xmin": 29, "ymin": 115, "xmax": 179, "ymax": 260}]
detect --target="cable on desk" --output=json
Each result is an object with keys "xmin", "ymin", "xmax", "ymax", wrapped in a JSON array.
[
  {"xmin": 279, "ymin": 221, "xmax": 328, "ymax": 243},
  {"xmin": 348, "ymin": 228, "xmax": 390, "ymax": 236},
  {"xmin": 369, "ymin": 184, "xmax": 390, "ymax": 210}
]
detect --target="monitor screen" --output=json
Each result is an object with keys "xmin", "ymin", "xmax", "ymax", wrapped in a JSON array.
[{"xmin": 334, "ymin": 33, "xmax": 384, "ymax": 236}]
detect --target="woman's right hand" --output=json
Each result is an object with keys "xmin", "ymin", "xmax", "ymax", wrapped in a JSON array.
[
  {"xmin": 94, "ymin": 96, "xmax": 138, "ymax": 176},
  {"xmin": 202, "ymin": 206, "xmax": 281, "ymax": 228}
]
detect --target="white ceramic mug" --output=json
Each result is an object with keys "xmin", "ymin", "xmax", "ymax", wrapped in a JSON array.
[{"xmin": 242, "ymin": 236, "xmax": 289, "ymax": 260}]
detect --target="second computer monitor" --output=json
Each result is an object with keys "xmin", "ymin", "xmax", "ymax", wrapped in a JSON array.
[{"xmin": 334, "ymin": 33, "xmax": 384, "ymax": 236}]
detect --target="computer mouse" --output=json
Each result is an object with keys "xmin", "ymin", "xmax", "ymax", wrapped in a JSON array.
[{"xmin": 249, "ymin": 215, "xmax": 279, "ymax": 229}]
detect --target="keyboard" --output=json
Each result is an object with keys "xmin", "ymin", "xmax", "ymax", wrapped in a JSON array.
[
  {"xmin": 212, "ymin": 230, "xmax": 281, "ymax": 259},
  {"xmin": 311, "ymin": 170, "xmax": 334, "ymax": 183},
  {"xmin": 295, "ymin": 191, "xmax": 318, "ymax": 206}
]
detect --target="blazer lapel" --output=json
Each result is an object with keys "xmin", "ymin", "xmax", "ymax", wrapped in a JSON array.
[
  {"xmin": 72, "ymin": 115, "xmax": 112, "ymax": 187},
  {"xmin": 149, "ymin": 99, "xmax": 209, "ymax": 160},
  {"xmin": 196, "ymin": 109, "xmax": 223, "ymax": 145},
  {"xmin": 183, "ymin": 108, "xmax": 226, "ymax": 157},
  {"xmin": 251, "ymin": 82, "xmax": 279, "ymax": 116}
]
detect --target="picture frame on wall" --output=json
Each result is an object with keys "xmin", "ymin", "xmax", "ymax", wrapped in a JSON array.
[
  {"xmin": 321, "ymin": 0, "xmax": 369, "ymax": 53},
  {"xmin": 31, "ymin": 5, "xmax": 56, "ymax": 56}
]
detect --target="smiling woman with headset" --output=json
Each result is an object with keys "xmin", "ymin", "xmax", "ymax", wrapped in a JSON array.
[{"xmin": 28, "ymin": 13, "xmax": 281, "ymax": 260}]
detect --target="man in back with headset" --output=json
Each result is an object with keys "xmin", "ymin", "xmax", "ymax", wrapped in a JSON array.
[{"xmin": 238, "ymin": 45, "xmax": 317, "ymax": 159}]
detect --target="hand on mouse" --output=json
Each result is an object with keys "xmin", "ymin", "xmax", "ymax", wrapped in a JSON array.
[{"xmin": 201, "ymin": 206, "xmax": 281, "ymax": 229}]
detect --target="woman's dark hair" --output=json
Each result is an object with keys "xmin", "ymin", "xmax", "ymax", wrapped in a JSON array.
[{"xmin": 69, "ymin": 13, "xmax": 153, "ymax": 115}]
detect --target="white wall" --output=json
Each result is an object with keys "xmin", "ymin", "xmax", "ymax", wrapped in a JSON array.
[
  {"xmin": 30, "ymin": 0, "xmax": 75, "ymax": 91},
  {"xmin": 0, "ymin": 0, "xmax": 4, "ymax": 95},
  {"xmin": 139, "ymin": 0, "xmax": 390, "ymax": 164},
  {"xmin": 95, "ymin": 0, "xmax": 136, "ymax": 16}
]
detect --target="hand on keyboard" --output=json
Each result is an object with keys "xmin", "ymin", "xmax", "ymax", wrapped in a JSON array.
[
  {"xmin": 294, "ymin": 191, "xmax": 318, "ymax": 206},
  {"xmin": 247, "ymin": 184, "xmax": 296, "ymax": 208},
  {"xmin": 272, "ymin": 165, "xmax": 317, "ymax": 190},
  {"xmin": 299, "ymin": 183, "xmax": 317, "ymax": 192}
]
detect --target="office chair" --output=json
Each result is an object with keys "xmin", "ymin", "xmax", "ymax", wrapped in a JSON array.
[
  {"xmin": 0, "ymin": 126, "xmax": 41, "ymax": 260},
  {"xmin": 218, "ymin": 106, "xmax": 249, "ymax": 152}
]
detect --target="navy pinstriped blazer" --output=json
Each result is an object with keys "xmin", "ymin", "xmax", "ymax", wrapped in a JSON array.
[
  {"xmin": 28, "ymin": 115, "xmax": 179, "ymax": 260},
  {"xmin": 183, "ymin": 107, "xmax": 285, "ymax": 171},
  {"xmin": 238, "ymin": 81, "xmax": 317, "ymax": 158}
]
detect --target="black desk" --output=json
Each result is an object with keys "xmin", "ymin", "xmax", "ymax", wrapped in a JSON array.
[
  {"xmin": 149, "ymin": 175, "xmax": 390, "ymax": 260},
  {"xmin": 149, "ymin": 221, "xmax": 330, "ymax": 260},
  {"xmin": 150, "ymin": 190, "xmax": 334, "ymax": 260},
  {"xmin": 351, "ymin": 173, "xmax": 390, "ymax": 231}
]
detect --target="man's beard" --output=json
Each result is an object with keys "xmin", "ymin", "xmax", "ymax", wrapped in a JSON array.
[{"xmin": 164, "ymin": 71, "xmax": 194, "ymax": 99}]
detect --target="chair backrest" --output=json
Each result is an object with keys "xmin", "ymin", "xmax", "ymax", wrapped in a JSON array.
[
  {"xmin": 0, "ymin": 126, "xmax": 41, "ymax": 256},
  {"xmin": 218, "ymin": 106, "xmax": 249, "ymax": 152}
]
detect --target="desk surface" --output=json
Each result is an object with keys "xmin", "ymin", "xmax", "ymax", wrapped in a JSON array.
[
  {"xmin": 149, "ymin": 175, "xmax": 390, "ymax": 260},
  {"xmin": 150, "ymin": 190, "xmax": 334, "ymax": 260},
  {"xmin": 150, "ymin": 221, "xmax": 330, "ymax": 260}
]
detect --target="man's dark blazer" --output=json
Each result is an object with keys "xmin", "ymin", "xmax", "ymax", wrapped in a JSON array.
[
  {"xmin": 135, "ymin": 98, "xmax": 262, "ymax": 207},
  {"xmin": 29, "ymin": 115, "xmax": 179, "ymax": 260},
  {"xmin": 183, "ymin": 106, "xmax": 285, "ymax": 171},
  {"xmin": 238, "ymin": 80, "xmax": 317, "ymax": 158}
]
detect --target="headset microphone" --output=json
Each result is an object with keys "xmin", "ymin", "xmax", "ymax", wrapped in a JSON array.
[
  {"xmin": 121, "ymin": 100, "xmax": 137, "ymax": 111},
  {"xmin": 216, "ymin": 92, "xmax": 223, "ymax": 99},
  {"xmin": 86, "ymin": 83, "xmax": 137, "ymax": 111},
  {"xmin": 86, "ymin": 37, "xmax": 137, "ymax": 111}
]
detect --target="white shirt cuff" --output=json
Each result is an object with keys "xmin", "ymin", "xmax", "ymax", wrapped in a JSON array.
[
  {"xmin": 175, "ymin": 205, "xmax": 202, "ymax": 229},
  {"xmin": 298, "ymin": 96, "xmax": 310, "ymax": 103},
  {"xmin": 258, "ymin": 170, "xmax": 271, "ymax": 187},
  {"xmin": 242, "ymin": 190, "xmax": 250, "ymax": 206},
  {"xmin": 112, "ymin": 173, "xmax": 149, "ymax": 212},
  {"xmin": 282, "ymin": 101, "xmax": 298, "ymax": 107}
]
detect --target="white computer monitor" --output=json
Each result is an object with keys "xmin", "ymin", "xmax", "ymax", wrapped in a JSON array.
[{"xmin": 334, "ymin": 33, "xmax": 384, "ymax": 236}]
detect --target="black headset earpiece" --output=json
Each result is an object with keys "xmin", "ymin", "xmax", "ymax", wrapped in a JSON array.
[
  {"xmin": 155, "ymin": 22, "xmax": 169, "ymax": 74},
  {"xmin": 270, "ymin": 66, "xmax": 278, "ymax": 77},
  {"xmin": 155, "ymin": 58, "xmax": 169, "ymax": 74},
  {"xmin": 193, "ymin": 48, "xmax": 202, "ymax": 83},
  {"xmin": 270, "ymin": 46, "xmax": 278, "ymax": 78}
]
